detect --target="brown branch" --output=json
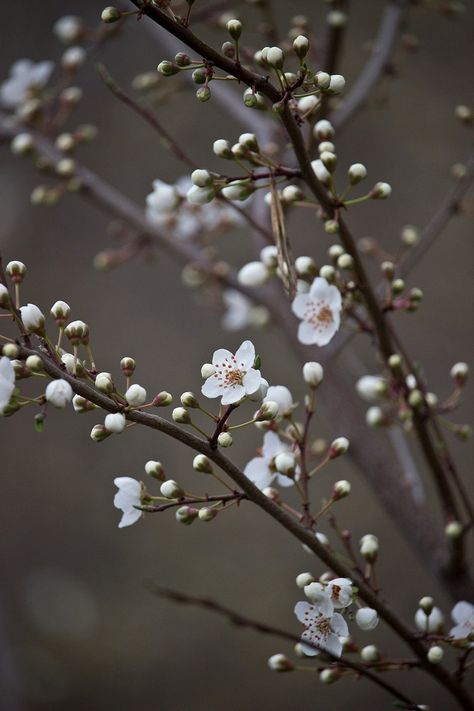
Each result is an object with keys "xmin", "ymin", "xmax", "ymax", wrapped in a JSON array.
[
  {"xmin": 142, "ymin": 492, "xmax": 246, "ymax": 513},
  {"xmin": 148, "ymin": 584, "xmax": 425, "ymax": 711}
]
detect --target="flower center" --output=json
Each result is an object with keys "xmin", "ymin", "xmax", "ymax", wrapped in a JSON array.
[
  {"xmin": 214, "ymin": 355, "xmax": 246, "ymax": 389},
  {"xmin": 314, "ymin": 616, "xmax": 332, "ymax": 639},
  {"xmin": 304, "ymin": 299, "xmax": 334, "ymax": 332},
  {"xmin": 317, "ymin": 306, "xmax": 333, "ymax": 324}
]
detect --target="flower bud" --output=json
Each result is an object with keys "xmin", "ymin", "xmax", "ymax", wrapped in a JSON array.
[
  {"xmin": 360, "ymin": 645, "xmax": 379, "ymax": 662},
  {"xmin": 153, "ymin": 391, "xmax": 173, "ymax": 407},
  {"xmin": 319, "ymin": 265, "xmax": 335, "ymax": 282},
  {"xmin": 329, "ymin": 436, "xmax": 349, "ymax": 459},
  {"xmin": 388, "ymin": 354, "xmax": 402, "ymax": 371},
  {"xmin": 221, "ymin": 41, "xmax": 235, "ymax": 58},
  {"xmin": 293, "ymin": 34, "xmax": 309, "ymax": 59},
  {"xmin": 61, "ymin": 46, "xmax": 86, "ymax": 71},
  {"xmin": 419, "ymin": 597, "xmax": 434, "ymax": 614},
  {"xmin": 54, "ymin": 16, "xmax": 84, "ymax": 44},
  {"xmin": 414, "ymin": 606, "xmax": 444, "ymax": 632},
  {"xmin": 255, "ymin": 400, "xmax": 279, "ymax": 422},
  {"xmin": 65, "ymin": 320, "xmax": 89, "ymax": 345},
  {"xmin": 20, "ymin": 304, "xmax": 45, "ymax": 336},
  {"xmin": 296, "ymin": 572, "xmax": 315, "ymax": 588},
  {"xmin": 6, "ymin": 261, "xmax": 27, "ymax": 282},
  {"xmin": 226, "ymin": 19, "xmax": 242, "ymax": 40},
  {"xmin": 25, "ymin": 355, "xmax": 43, "ymax": 373},
  {"xmin": 45, "ymin": 379, "xmax": 73, "ymax": 408},
  {"xmin": 120, "ymin": 357, "xmax": 136, "ymax": 377},
  {"xmin": 125, "ymin": 384, "xmax": 147, "ymax": 407},
  {"xmin": 193, "ymin": 454, "xmax": 213, "ymax": 474},
  {"xmin": 101, "ymin": 6, "xmax": 121, "ymax": 23},
  {"xmin": 104, "ymin": 412, "xmax": 126, "ymax": 433},
  {"xmin": 180, "ymin": 391, "xmax": 199, "ymax": 408},
  {"xmin": 90, "ymin": 424, "xmax": 110, "ymax": 442},
  {"xmin": 196, "ymin": 86, "xmax": 211, "ymax": 102},
  {"xmin": 72, "ymin": 394, "xmax": 95, "ymax": 413},
  {"xmin": 333, "ymin": 480, "xmax": 351, "ymax": 499},
  {"xmin": 11, "ymin": 133, "xmax": 33, "ymax": 155},
  {"xmin": 450, "ymin": 362, "xmax": 468, "ymax": 385},
  {"xmin": 313, "ymin": 119, "xmax": 335, "ymax": 140},
  {"xmin": 175, "ymin": 506, "xmax": 199, "ymax": 524},
  {"xmin": 266, "ymin": 46, "xmax": 284, "ymax": 69},
  {"xmin": 268, "ymin": 654, "xmax": 294, "ymax": 672},
  {"xmin": 303, "ymin": 361, "xmax": 323, "ymax": 388},
  {"xmin": 408, "ymin": 389, "xmax": 424, "ymax": 408},
  {"xmin": 282, "ymin": 185, "xmax": 305, "ymax": 204},
  {"xmin": 315, "ymin": 71, "xmax": 331, "ymax": 91},
  {"xmin": 213, "ymin": 139, "xmax": 233, "ymax": 159},
  {"xmin": 370, "ymin": 182, "xmax": 392, "ymax": 199},
  {"xmin": 324, "ymin": 220, "xmax": 339, "ymax": 234},
  {"xmin": 191, "ymin": 169, "xmax": 213, "ymax": 188},
  {"xmin": 320, "ymin": 151, "xmax": 337, "ymax": 172},
  {"xmin": 365, "ymin": 406, "xmax": 385, "ymax": 427},
  {"xmin": 401, "ymin": 224, "xmax": 419, "ymax": 246},
  {"xmin": 237, "ymin": 261, "xmax": 269, "ymax": 288},
  {"xmin": 337, "ymin": 253, "xmax": 353, "ymax": 270},
  {"xmin": 445, "ymin": 520, "xmax": 463, "ymax": 538},
  {"xmin": 427, "ymin": 646, "xmax": 444, "ymax": 664},
  {"xmin": 295, "ymin": 256, "xmax": 317, "ymax": 278},
  {"xmin": 221, "ymin": 180, "xmax": 253, "ymax": 201},
  {"xmin": 217, "ymin": 431, "xmax": 233, "ymax": 447},
  {"xmin": 274, "ymin": 452, "xmax": 296, "ymax": 476},
  {"xmin": 145, "ymin": 460, "xmax": 165, "ymax": 480},
  {"xmin": 327, "ymin": 74, "xmax": 345, "ymax": 94},
  {"xmin": 260, "ymin": 245, "xmax": 279, "ymax": 269},
  {"xmin": 304, "ymin": 581, "xmax": 326, "ymax": 604},
  {"xmin": 172, "ymin": 406, "xmax": 191, "ymax": 424},
  {"xmin": 201, "ymin": 363, "xmax": 216, "ymax": 379},
  {"xmin": 95, "ymin": 372, "xmax": 114, "ymax": 394},
  {"xmin": 157, "ymin": 60, "xmax": 180, "ymax": 77},
  {"xmin": 160, "ymin": 479, "xmax": 184, "ymax": 499},
  {"xmin": 360, "ymin": 534, "xmax": 379, "ymax": 562},
  {"xmin": 319, "ymin": 668, "xmax": 340, "ymax": 684},
  {"xmin": 2, "ymin": 343, "xmax": 19, "ymax": 358},
  {"xmin": 0, "ymin": 283, "xmax": 11, "ymax": 309},
  {"xmin": 50, "ymin": 300, "xmax": 70, "ymax": 326},
  {"xmin": 392, "ymin": 278, "xmax": 405, "ymax": 295},
  {"xmin": 187, "ymin": 185, "xmax": 215, "ymax": 204},
  {"xmin": 356, "ymin": 608, "xmax": 379, "ymax": 631},
  {"xmin": 348, "ymin": 163, "xmax": 367, "ymax": 185}
]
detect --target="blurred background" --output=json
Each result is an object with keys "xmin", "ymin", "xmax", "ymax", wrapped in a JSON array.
[{"xmin": 0, "ymin": 1, "xmax": 472, "ymax": 709}]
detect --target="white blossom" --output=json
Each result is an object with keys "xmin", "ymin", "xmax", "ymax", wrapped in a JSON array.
[
  {"xmin": 45, "ymin": 379, "xmax": 73, "ymax": 408},
  {"xmin": 263, "ymin": 385, "xmax": 293, "ymax": 417},
  {"xmin": 327, "ymin": 578, "xmax": 353, "ymax": 609},
  {"xmin": 113, "ymin": 477, "xmax": 143, "ymax": 528},
  {"xmin": 292, "ymin": 277, "xmax": 342, "ymax": 346},
  {"xmin": 201, "ymin": 340, "xmax": 262, "ymax": 405},
  {"xmin": 20, "ymin": 303, "xmax": 45, "ymax": 335},
  {"xmin": 104, "ymin": 413, "xmax": 126, "ymax": 433},
  {"xmin": 356, "ymin": 375, "xmax": 387, "ymax": 402},
  {"xmin": 237, "ymin": 261, "xmax": 269, "ymax": 288},
  {"xmin": 146, "ymin": 179, "xmax": 179, "ymax": 214},
  {"xmin": 294, "ymin": 601, "xmax": 349, "ymax": 657},
  {"xmin": 450, "ymin": 601, "xmax": 474, "ymax": 641},
  {"xmin": 125, "ymin": 384, "xmax": 147, "ymax": 407},
  {"xmin": 244, "ymin": 431, "xmax": 297, "ymax": 490},
  {"xmin": 0, "ymin": 357, "xmax": 15, "ymax": 414},
  {"xmin": 1, "ymin": 59, "xmax": 54, "ymax": 109},
  {"xmin": 221, "ymin": 290, "xmax": 252, "ymax": 331}
]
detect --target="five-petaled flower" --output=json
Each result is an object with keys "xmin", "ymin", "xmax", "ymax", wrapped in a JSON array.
[
  {"xmin": 291, "ymin": 277, "xmax": 342, "ymax": 346},
  {"xmin": 450, "ymin": 601, "xmax": 474, "ymax": 642},
  {"xmin": 244, "ymin": 431, "xmax": 298, "ymax": 490},
  {"xmin": 0, "ymin": 357, "xmax": 15, "ymax": 414},
  {"xmin": 113, "ymin": 477, "xmax": 143, "ymax": 528},
  {"xmin": 294, "ymin": 600, "xmax": 349, "ymax": 657},
  {"xmin": 201, "ymin": 340, "xmax": 262, "ymax": 405}
]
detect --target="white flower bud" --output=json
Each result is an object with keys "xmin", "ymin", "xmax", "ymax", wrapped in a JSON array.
[
  {"xmin": 180, "ymin": 391, "xmax": 199, "ymax": 408},
  {"xmin": 304, "ymin": 582, "xmax": 327, "ymax": 604},
  {"xmin": 191, "ymin": 169, "xmax": 213, "ymax": 188},
  {"xmin": 311, "ymin": 159, "xmax": 331, "ymax": 185},
  {"xmin": 266, "ymin": 46, "xmax": 284, "ymax": 69},
  {"xmin": 101, "ymin": 6, "xmax": 122, "ymax": 23},
  {"xmin": 72, "ymin": 394, "xmax": 95, "ymax": 413},
  {"xmin": 153, "ymin": 391, "xmax": 173, "ymax": 407},
  {"xmin": 160, "ymin": 479, "xmax": 184, "ymax": 499},
  {"xmin": 360, "ymin": 645, "xmax": 379, "ymax": 662},
  {"xmin": 450, "ymin": 362, "xmax": 468, "ymax": 385},
  {"xmin": 175, "ymin": 506, "xmax": 198, "ymax": 524},
  {"xmin": 95, "ymin": 372, "xmax": 114, "ymax": 394},
  {"xmin": 260, "ymin": 245, "xmax": 279, "ymax": 268},
  {"xmin": 2, "ymin": 343, "xmax": 19, "ymax": 358},
  {"xmin": 401, "ymin": 224, "xmax": 419, "ymax": 246},
  {"xmin": 6, "ymin": 261, "xmax": 26, "ymax": 280},
  {"xmin": 268, "ymin": 654, "xmax": 294, "ymax": 672},
  {"xmin": 61, "ymin": 46, "xmax": 86, "ymax": 70},
  {"xmin": 90, "ymin": 424, "xmax": 110, "ymax": 442},
  {"xmin": 217, "ymin": 431, "xmax": 233, "ymax": 447},
  {"xmin": 293, "ymin": 35, "xmax": 309, "ymax": 58},
  {"xmin": 145, "ymin": 460, "xmax": 165, "ymax": 480},
  {"xmin": 282, "ymin": 185, "xmax": 305, "ymax": 203},
  {"xmin": 348, "ymin": 163, "xmax": 367, "ymax": 185},
  {"xmin": 414, "ymin": 607, "xmax": 444, "ymax": 632},
  {"xmin": 213, "ymin": 139, "xmax": 233, "ymax": 159},
  {"xmin": 255, "ymin": 400, "xmax": 279, "ymax": 421},
  {"xmin": 50, "ymin": 300, "xmax": 70, "ymax": 325},
  {"xmin": 324, "ymin": 219, "xmax": 339, "ymax": 234},
  {"xmin": 360, "ymin": 534, "xmax": 379, "ymax": 562},
  {"xmin": 327, "ymin": 10, "xmax": 348, "ymax": 27},
  {"xmin": 445, "ymin": 520, "xmax": 463, "ymax": 538},
  {"xmin": 313, "ymin": 119, "xmax": 335, "ymax": 140},
  {"xmin": 60, "ymin": 86, "xmax": 83, "ymax": 105},
  {"xmin": 239, "ymin": 132, "xmax": 259, "ymax": 151},
  {"xmin": 25, "ymin": 355, "xmax": 43, "ymax": 372},
  {"xmin": 64, "ymin": 320, "xmax": 88, "ymax": 344},
  {"xmin": 296, "ymin": 572, "xmax": 315, "ymax": 588},
  {"xmin": 328, "ymin": 74, "xmax": 345, "ymax": 94},
  {"xmin": 198, "ymin": 507, "xmax": 217, "ymax": 522},
  {"xmin": 221, "ymin": 181, "xmax": 253, "ymax": 201},
  {"xmin": 186, "ymin": 185, "xmax": 215, "ymax": 205},
  {"xmin": 302, "ymin": 361, "xmax": 323, "ymax": 388},
  {"xmin": 427, "ymin": 646, "xmax": 444, "ymax": 664},
  {"xmin": 20, "ymin": 303, "xmax": 45, "ymax": 336},
  {"xmin": 337, "ymin": 253, "xmax": 353, "ymax": 270},
  {"xmin": 333, "ymin": 479, "xmax": 351, "ymax": 499},
  {"xmin": 54, "ymin": 16, "xmax": 83, "ymax": 44},
  {"xmin": 226, "ymin": 19, "xmax": 242, "ymax": 40},
  {"xmin": 0, "ymin": 283, "xmax": 10, "ymax": 308},
  {"xmin": 237, "ymin": 261, "xmax": 269, "ymax": 288},
  {"xmin": 356, "ymin": 608, "xmax": 379, "ymax": 631},
  {"xmin": 11, "ymin": 133, "xmax": 33, "ymax": 155},
  {"xmin": 370, "ymin": 182, "xmax": 392, "ymax": 199},
  {"xmin": 104, "ymin": 413, "xmax": 126, "ymax": 433},
  {"xmin": 201, "ymin": 363, "xmax": 216, "ymax": 379},
  {"xmin": 120, "ymin": 357, "xmax": 136, "ymax": 376},
  {"xmin": 295, "ymin": 256, "xmax": 317, "ymax": 278},
  {"xmin": 172, "ymin": 407, "xmax": 191, "ymax": 424},
  {"xmin": 61, "ymin": 353, "xmax": 85, "ymax": 377},
  {"xmin": 356, "ymin": 376, "xmax": 387, "ymax": 402},
  {"xmin": 45, "ymin": 379, "xmax": 73, "ymax": 408},
  {"xmin": 297, "ymin": 95, "xmax": 318, "ymax": 117},
  {"xmin": 274, "ymin": 451, "xmax": 296, "ymax": 476},
  {"xmin": 419, "ymin": 597, "xmax": 434, "ymax": 614},
  {"xmin": 366, "ymin": 406, "xmax": 385, "ymax": 427},
  {"xmin": 319, "ymin": 265, "xmax": 335, "ymax": 281},
  {"xmin": 193, "ymin": 454, "xmax": 213, "ymax": 474},
  {"xmin": 319, "ymin": 668, "xmax": 340, "ymax": 684},
  {"xmin": 125, "ymin": 384, "xmax": 147, "ymax": 407},
  {"xmin": 315, "ymin": 71, "xmax": 331, "ymax": 90},
  {"xmin": 329, "ymin": 436, "xmax": 349, "ymax": 459}
]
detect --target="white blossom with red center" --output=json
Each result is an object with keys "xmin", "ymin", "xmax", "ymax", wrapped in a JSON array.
[
  {"xmin": 291, "ymin": 277, "xmax": 342, "ymax": 346},
  {"xmin": 294, "ymin": 601, "xmax": 349, "ymax": 657},
  {"xmin": 201, "ymin": 340, "xmax": 262, "ymax": 405},
  {"xmin": 327, "ymin": 578, "xmax": 353, "ymax": 609}
]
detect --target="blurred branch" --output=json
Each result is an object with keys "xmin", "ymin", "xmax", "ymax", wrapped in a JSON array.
[
  {"xmin": 318, "ymin": 0, "xmax": 349, "ymax": 119},
  {"xmin": 331, "ymin": 0, "xmax": 409, "ymax": 132},
  {"xmin": 148, "ymin": 585, "xmax": 424, "ymax": 711}
]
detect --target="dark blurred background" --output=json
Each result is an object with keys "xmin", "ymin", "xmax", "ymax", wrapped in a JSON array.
[{"xmin": 0, "ymin": 2, "xmax": 472, "ymax": 710}]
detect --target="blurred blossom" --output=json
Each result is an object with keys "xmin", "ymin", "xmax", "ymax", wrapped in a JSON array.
[{"xmin": 0, "ymin": 59, "xmax": 54, "ymax": 109}]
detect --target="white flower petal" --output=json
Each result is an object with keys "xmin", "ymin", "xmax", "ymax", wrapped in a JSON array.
[
  {"xmin": 201, "ymin": 374, "xmax": 222, "ymax": 399},
  {"xmin": 212, "ymin": 348, "xmax": 235, "ymax": 367},
  {"xmin": 118, "ymin": 508, "xmax": 142, "ymax": 528},
  {"xmin": 330, "ymin": 612, "xmax": 349, "ymax": 637},
  {"xmin": 452, "ymin": 601, "xmax": 474, "ymax": 625},
  {"xmin": 221, "ymin": 383, "xmax": 246, "ymax": 405},
  {"xmin": 244, "ymin": 456, "xmax": 273, "ymax": 490},
  {"xmin": 291, "ymin": 293, "xmax": 312, "ymax": 319},
  {"xmin": 242, "ymin": 367, "xmax": 261, "ymax": 396},
  {"xmin": 234, "ymin": 340, "xmax": 255, "ymax": 369},
  {"xmin": 262, "ymin": 431, "xmax": 285, "ymax": 459}
]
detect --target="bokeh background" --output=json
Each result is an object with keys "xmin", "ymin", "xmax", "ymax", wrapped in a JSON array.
[{"xmin": 0, "ymin": 1, "xmax": 472, "ymax": 710}]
